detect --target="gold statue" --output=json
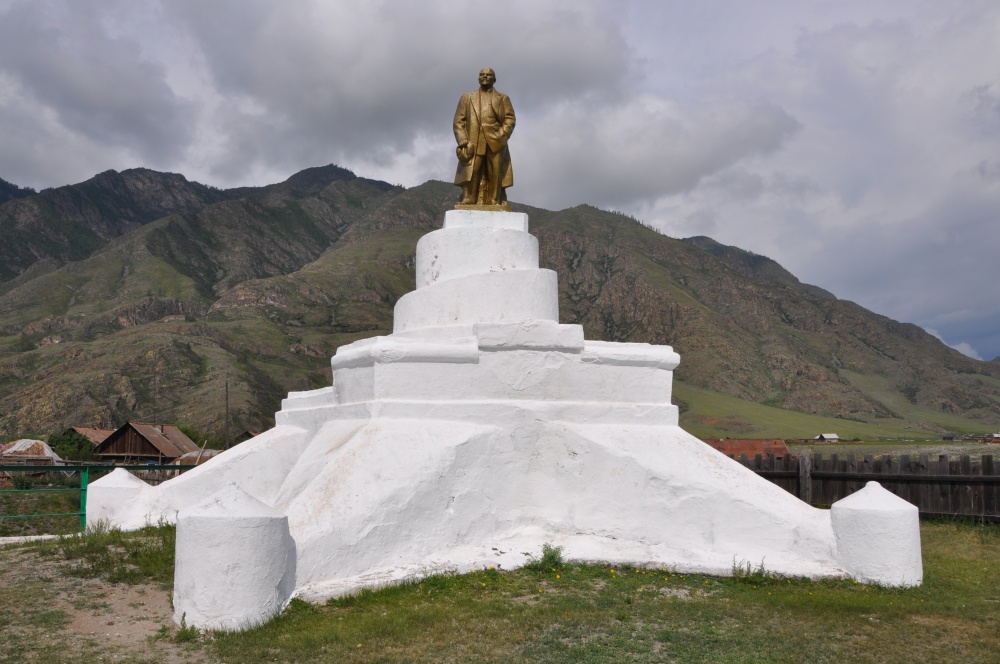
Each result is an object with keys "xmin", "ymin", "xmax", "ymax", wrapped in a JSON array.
[{"xmin": 453, "ymin": 67, "xmax": 515, "ymax": 208}]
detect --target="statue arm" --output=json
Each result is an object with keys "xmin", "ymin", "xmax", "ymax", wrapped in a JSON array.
[
  {"xmin": 500, "ymin": 94, "xmax": 515, "ymax": 140},
  {"xmin": 453, "ymin": 94, "xmax": 469, "ymax": 147}
]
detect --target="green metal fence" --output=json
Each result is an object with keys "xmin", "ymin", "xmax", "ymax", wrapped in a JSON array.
[{"xmin": 0, "ymin": 464, "xmax": 198, "ymax": 532}]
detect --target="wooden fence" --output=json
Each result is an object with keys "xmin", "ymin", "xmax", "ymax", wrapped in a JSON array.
[{"xmin": 730, "ymin": 451, "xmax": 1000, "ymax": 522}]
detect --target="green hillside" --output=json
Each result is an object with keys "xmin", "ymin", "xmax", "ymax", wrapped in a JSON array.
[{"xmin": 0, "ymin": 167, "xmax": 997, "ymax": 440}]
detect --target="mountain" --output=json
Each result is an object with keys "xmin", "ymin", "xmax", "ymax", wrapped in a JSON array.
[
  {"xmin": 0, "ymin": 168, "xmax": 242, "ymax": 282},
  {"xmin": 0, "ymin": 166, "xmax": 997, "ymax": 441},
  {"xmin": 0, "ymin": 177, "xmax": 35, "ymax": 205}
]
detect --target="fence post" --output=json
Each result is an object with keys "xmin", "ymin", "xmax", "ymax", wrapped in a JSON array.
[
  {"xmin": 798, "ymin": 449, "xmax": 812, "ymax": 504},
  {"xmin": 79, "ymin": 467, "xmax": 89, "ymax": 532}
]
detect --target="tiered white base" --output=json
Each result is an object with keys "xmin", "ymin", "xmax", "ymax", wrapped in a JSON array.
[{"xmin": 87, "ymin": 209, "xmax": 922, "ymax": 629}]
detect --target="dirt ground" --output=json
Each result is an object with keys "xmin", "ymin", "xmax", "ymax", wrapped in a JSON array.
[{"xmin": 0, "ymin": 543, "xmax": 213, "ymax": 664}]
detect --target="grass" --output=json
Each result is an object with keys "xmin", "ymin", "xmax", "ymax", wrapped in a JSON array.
[
  {"xmin": 0, "ymin": 474, "xmax": 82, "ymax": 537},
  {"xmin": 32, "ymin": 520, "xmax": 176, "ymax": 589},
  {"xmin": 789, "ymin": 440, "xmax": 1000, "ymax": 460},
  {"xmin": 205, "ymin": 520, "xmax": 1000, "ymax": 663},
  {"xmin": 675, "ymin": 381, "xmax": 994, "ymax": 441},
  {"xmin": 11, "ymin": 520, "xmax": 996, "ymax": 662}
]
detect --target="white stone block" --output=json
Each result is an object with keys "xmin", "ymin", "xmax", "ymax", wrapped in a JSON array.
[
  {"xmin": 831, "ymin": 481, "xmax": 922, "ymax": 586},
  {"xmin": 173, "ymin": 483, "xmax": 295, "ymax": 631},
  {"xmin": 582, "ymin": 340, "xmax": 680, "ymax": 370},
  {"xmin": 393, "ymin": 269, "xmax": 559, "ymax": 332},
  {"xmin": 416, "ymin": 227, "xmax": 538, "ymax": 288},
  {"xmin": 443, "ymin": 209, "xmax": 529, "ymax": 231},
  {"xmin": 475, "ymin": 321, "xmax": 584, "ymax": 351},
  {"xmin": 281, "ymin": 386, "xmax": 334, "ymax": 411},
  {"xmin": 331, "ymin": 335, "xmax": 479, "ymax": 370}
]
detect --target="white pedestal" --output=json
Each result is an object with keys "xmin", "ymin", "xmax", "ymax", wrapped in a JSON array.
[{"xmin": 87, "ymin": 208, "xmax": 922, "ymax": 629}]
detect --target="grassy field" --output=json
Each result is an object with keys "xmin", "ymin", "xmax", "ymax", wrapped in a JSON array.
[
  {"xmin": 789, "ymin": 440, "xmax": 1000, "ymax": 460},
  {"xmin": 2, "ymin": 520, "xmax": 998, "ymax": 663},
  {"xmin": 675, "ymin": 381, "xmax": 997, "ymax": 441}
]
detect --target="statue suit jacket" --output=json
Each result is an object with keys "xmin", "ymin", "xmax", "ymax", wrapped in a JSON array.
[{"xmin": 453, "ymin": 88, "xmax": 515, "ymax": 188}]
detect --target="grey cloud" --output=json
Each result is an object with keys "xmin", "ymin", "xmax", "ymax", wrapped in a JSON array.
[
  {"xmin": 516, "ymin": 97, "xmax": 800, "ymax": 210},
  {"xmin": 161, "ymin": 0, "xmax": 631, "ymax": 184},
  {"xmin": 0, "ymin": 1, "xmax": 195, "ymax": 167},
  {"xmin": 969, "ymin": 84, "xmax": 1000, "ymax": 135}
]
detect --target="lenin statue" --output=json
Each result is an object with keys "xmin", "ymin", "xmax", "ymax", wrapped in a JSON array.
[{"xmin": 453, "ymin": 67, "xmax": 515, "ymax": 207}]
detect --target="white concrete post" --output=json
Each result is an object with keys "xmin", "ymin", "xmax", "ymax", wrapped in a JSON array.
[
  {"xmin": 85, "ymin": 468, "xmax": 154, "ymax": 530},
  {"xmin": 173, "ymin": 483, "xmax": 296, "ymax": 631},
  {"xmin": 831, "ymin": 481, "xmax": 922, "ymax": 586}
]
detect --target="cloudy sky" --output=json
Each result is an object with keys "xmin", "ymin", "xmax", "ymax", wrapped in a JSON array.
[{"xmin": 1, "ymin": 0, "xmax": 998, "ymax": 360}]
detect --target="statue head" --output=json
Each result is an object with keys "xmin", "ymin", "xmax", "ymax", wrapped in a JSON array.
[{"xmin": 478, "ymin": 68, "xmax": 496, "ymax": 89}]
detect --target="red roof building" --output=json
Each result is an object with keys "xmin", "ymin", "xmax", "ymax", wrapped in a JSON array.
[{"xmin": 704, "ymin": 438, "xmax": 791, "ymax": 458}]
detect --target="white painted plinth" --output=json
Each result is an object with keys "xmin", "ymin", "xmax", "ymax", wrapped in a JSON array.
[
  {"xmin": 416, "ymin": 227, "xmax": 538, "ymax": 288},
  {"xmin": 444, "ymin": 209, "xmax": 528, "ymax": 231},
  {"xmin": 173, "ymin": 483, "xmax": 295, "ymax": 630},
  {"xmin": 394, "ymin": 268, "xmax": 558, "ymax": 331},
  {"xmin": 831, "ymin": 481, "xmax": 922, "ymax": 586}
]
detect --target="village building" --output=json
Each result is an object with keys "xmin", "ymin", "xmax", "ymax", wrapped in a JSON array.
[
  {"xmin": 0, "ymin": 439, "xmax": 64, "ymax": 465},
  {"xmin": 94, "ymin": 422, "xmax": 199, "ymax": 464},
  {"xmin": 814, "ymin": 433, "xmax": 841, "ymax": 442},
  {"xmin": 64, "ymin": 426, "xmax": 115, "ymax": 446},
  {"xmin": 704, "ymin": 438, "xmax": 791, "ymax": 458}
]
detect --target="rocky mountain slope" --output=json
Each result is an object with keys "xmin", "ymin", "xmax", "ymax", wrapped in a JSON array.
[
  {"xmin": 0, "ymin": 167, "xmax": 997, "ymax": 439},
  {"xmin": 0, "ymin": 177, "xmax": 35, "ymax": 205}
]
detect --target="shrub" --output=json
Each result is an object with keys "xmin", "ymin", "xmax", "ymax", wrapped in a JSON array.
[{"xmin": 524, "ymin": 543, "xmax": 564, "ymax": 571}]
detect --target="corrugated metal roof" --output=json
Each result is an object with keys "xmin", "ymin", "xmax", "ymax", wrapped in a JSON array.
[
  {"xmin": 704, "ymin": 438, "xmax": 790, "ymax": 458},
  {"xmin": 129, "ymin": 423, "xmax": 200, "ymax": 458},
  {"xmin": 69, "ymin": 427, "xmax": 115, "ymax": 445}
]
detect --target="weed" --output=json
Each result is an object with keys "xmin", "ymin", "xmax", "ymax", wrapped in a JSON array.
[
  {"xmin": 285, "ymin": 598, "xmax": 317, "ymax": 615},
  {"xmin": 523, "ymin": 543, "xmax": 564, "ymax": 571},
  {"xmin": 148, "ymin": 624, "xmax": 172, "ymax": 643},
  {"xmin": 11, "ymin": 474, "xmax": 33, "ymax": 490},
  {"xmin": 730, "ymin": 558, "xmax": 775, "ymax": 585},
  {"xmin": 174, "ymin": 613, "xmax": 199, "ymax": 643}
]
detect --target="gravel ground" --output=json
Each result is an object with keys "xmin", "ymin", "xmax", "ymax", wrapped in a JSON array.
[{"xmin": 0, "ymin": 543, "xmax": 212, "ymax": 664}]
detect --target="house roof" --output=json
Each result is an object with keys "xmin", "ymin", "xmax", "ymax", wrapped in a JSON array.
[
  {"xmin": 704, "ymin": 439, "xmax": 790, "ymax": 458},
  {"xmin": 133, "ymin": 423, "xmax": 199, "ymax": 457},
  {"xmin": 1, "ymin": 439, "xmax": 63, "ymax": 461},
  {"xmin": 68, "ymin": 426, "xmax": 115, "ymax": 445},
  {"xmin": 815, "ymin": 433, "xmax": 840, "ymax": 439},
  {"xmin": 97, "ymin": 422, "xmax": 200, "ymax": 458}
]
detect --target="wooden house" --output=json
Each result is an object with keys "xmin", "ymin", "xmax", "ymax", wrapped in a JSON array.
[
  {"xmin": 95, "ymin": 422, "xmax": 199, "ymax": 464},
  {"xmin": 813, "ymin": 433, "xmax": 841, "ymax": 443}
]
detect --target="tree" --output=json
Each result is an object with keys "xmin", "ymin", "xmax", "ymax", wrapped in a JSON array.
[{"xmin": 47, "ymin": 430, "xmax": 99, "ymax": 461}]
